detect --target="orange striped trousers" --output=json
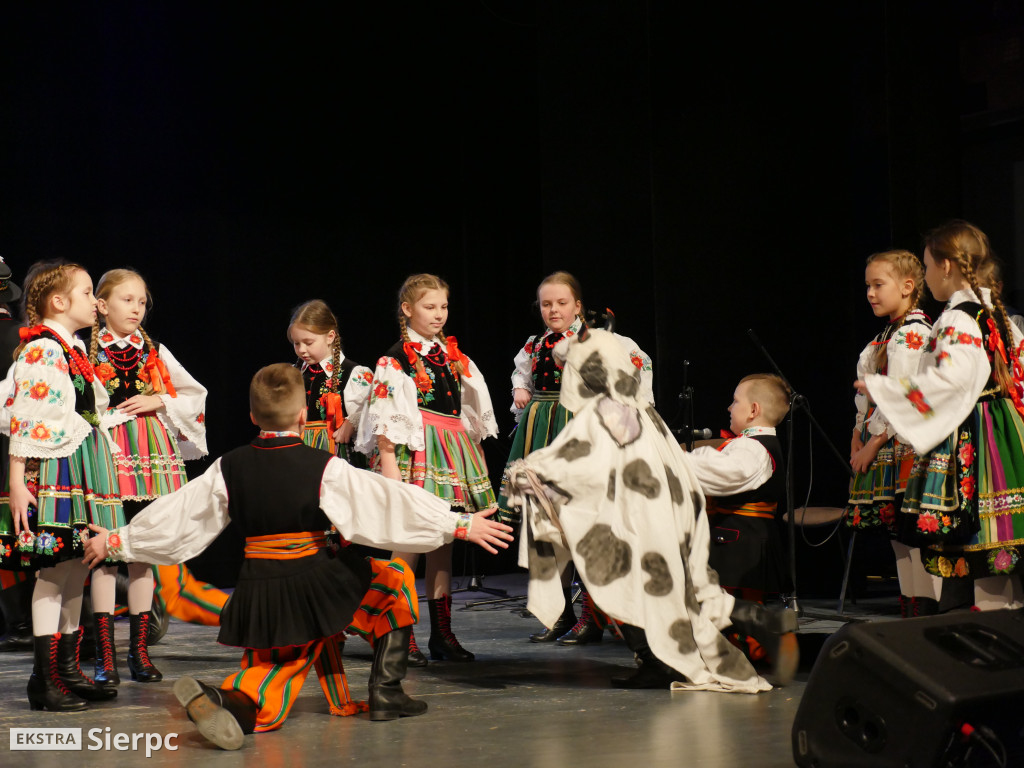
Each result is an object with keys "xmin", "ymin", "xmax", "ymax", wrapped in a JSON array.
[
  {"xmin": 152, "ymin": 564, "xmax": 229, "ymax": 625},
  {"xmin": 221, "ymin": 557, "xmax": 417, "ymax": 733}
]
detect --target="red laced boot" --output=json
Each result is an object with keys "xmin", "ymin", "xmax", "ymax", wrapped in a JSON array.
[{"xmin": 427, "ymin": 594, "xmax": 474, "ymax": 661}]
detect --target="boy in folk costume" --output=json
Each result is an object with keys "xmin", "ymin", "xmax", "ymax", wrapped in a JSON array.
[
  {"xmin": 83, "ymin": 364, "xmax": 513, "ymax": 749},
  {"xmin": 505, "ymin": 329, "xmax": 797, "ymax": 691},
  {"xmin": 687, "ymin": 374, "xmax": 790, "ymax": 663}
]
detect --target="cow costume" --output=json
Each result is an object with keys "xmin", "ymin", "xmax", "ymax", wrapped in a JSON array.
[{"xmin": 505, "ymin": 329, "xmax": 797, "ymax": 691}]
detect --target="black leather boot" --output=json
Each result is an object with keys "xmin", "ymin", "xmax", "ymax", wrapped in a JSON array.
[
  {"xmin": 610, "ymin": 625, "xmax": 685, "ymax": 689},
  {"xmin": 727, "ymin": 600, "xmax": 799, "ymax": 685},
  {"xmin": 898, "ymin": 594, "xmax": 911, "ymax": 619},
  {"xmin": 529, "ymin": 587, "xmax": 576, "ymax": 642},
  {"xmin": 173, "ymin": 676, "xmax": 257, "ymax": 750},
  {"xmin": 0, "ymin": 580, "xmax": 33, "ymax": 652},
  {"xmin": 427, "ymin": 594, "xmax": 474, "ymax": 661},
  {"xmin": 127, "ymin": 612, "xmax": 162, "ymax": 682},
  {"xmin": 913, "ymin": 596, "xmax": 940, "ymax": 617},
  {"xmin": 27, "ymin": 634, "xmax": 89, "ymax": 712},
  {"xmin": 557, "ymin": 590, "xmax": 603, "ymax": 645},
  {"xmin": 407, "ymin": 628, "xmax": 428, "ymax": 667},
  {"xmin": 93, "ymin": 613, "xmax": 120, "ymax": 687},
  {"xmin": 369, "ymin": 625, "xmax": 429, "ymax": 721},
  {"xmin": 57, "ymin": 628, "xmax": 117, "ymax": 701}
]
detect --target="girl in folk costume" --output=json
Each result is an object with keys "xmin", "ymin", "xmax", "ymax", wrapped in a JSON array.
[
  {"xmin": 0, "ymin": 261, "xmax": 125, "ymax": 711},
  {"xmin": 356, "ymin": 274, "xmax": 498, "ymax": 665},
  {"xmin": 497, "ymin": 272, "xmax": 654, "ymax": 645},
  {"xmin": 88, "ymin": 268, "xmax": 209, "ymax": 685},
  {"xmin": 846, "ymin": 250, "xmax": 943, "ymax": 617},
  {"xmin": 860, "ymin": 220, "xmax": 1024, "ymax": 610},
  {"xmin": 288, "ymin": 300, "xmax": 373, "ymax": 460}
]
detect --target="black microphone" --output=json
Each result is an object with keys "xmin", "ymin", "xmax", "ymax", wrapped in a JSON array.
[{"xmin": 673, "ymin": 427, "xmax": 714, "ymax": 440}]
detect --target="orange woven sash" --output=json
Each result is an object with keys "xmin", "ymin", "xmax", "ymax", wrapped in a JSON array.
[
  {"xmin": 706, "ymin": 500, "xmax": 776, "ymax": 520},
  {"xmin": 244, "ymin": 531, "xmax": 327, "ymax": 560}
]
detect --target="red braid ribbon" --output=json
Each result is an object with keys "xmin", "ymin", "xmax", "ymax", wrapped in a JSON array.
[
  {"xmin": 319, "ymin": 392, "xmax": 345, "ymax": 433},
  {"xmin": 138, "ymin": 348, "xmax": 177, "ymax": 397},
  {"xmin": 18, "ymin": 325, "xmax": 45, "ymax": 342},
  {"xmin": 446, "ymin": 336, "xmax": 471, "ymax": 378}
]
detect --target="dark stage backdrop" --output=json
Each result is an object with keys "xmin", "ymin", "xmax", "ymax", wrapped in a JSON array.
[{"xmin": 2, "ymin": 2, "xmax": 1022, "ymax": 589}]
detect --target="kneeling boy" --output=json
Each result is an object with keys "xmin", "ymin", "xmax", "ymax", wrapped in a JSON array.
[{"xmin": 83, "ymin": 364, "xmax": 513, "ymax": 749}]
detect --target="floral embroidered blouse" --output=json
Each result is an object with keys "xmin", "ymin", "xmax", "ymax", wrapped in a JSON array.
[
  {"xmin": 298, "ymin": 354, "xmax": 373, "ymax": 429},
  {"xmin": 355, "ymin": 327, "xmax": 498, "ymax": 454},
  {"xmin": 865, "ymin": 288, "xmax": 1024, "ymax": 456},
  {"xmin": 509, "ymin": 318, "xmax": 655, "ymax": 421},
  {"xmin": 854, "ymin": 308, "xmax": 931, "ymax": 440},
  {"xmin": 95, "ymin": 327, "xmax": 209, "ymax": 460},
  {"xmin": 1, "ymin": 320, "xmax": 112, "ymax": 460}
]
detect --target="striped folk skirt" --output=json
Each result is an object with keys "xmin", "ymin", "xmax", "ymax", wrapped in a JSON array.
[
  {"xmin": 0, "ymin": 427, "xmax": 125, "ymax": 570},
  {"xmin": 497, "ymin": 392, "xmax": 572, "ymax": 523},
  {"xmin": 845, "ymin": 424, "xmax": 916, "ymax": 534},
  {"xmin": 903, "ymin": 396, "xmax": 1024, "ymax": 579},
  {"xmin": 381, "ymin": 410, "xmax": 495, "ymax": 512},
  {"xmin": 302, "ymin": 420, "xmax": 365, "ymax": 467},
  {"xmin": 109, "ymin": 414, "xmax": 188, "ymax": 503}
]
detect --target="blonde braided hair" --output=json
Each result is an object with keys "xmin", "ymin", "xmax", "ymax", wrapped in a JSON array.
[
  {"xmin": 397, "ymin": 273, "xmax": 465, "ymax": 378},
  {"xmin": 866, "ymin": 250, "xmax": 925, "ymax": 372},
  {"xmin": 927, "ymin": 220, "xmax": 1016, "ymax": 396},
  {"xmin": 289, "ymin": 299, "xmax": 343, "ymax": 391},
  {"xmin": 14, "ymin": 260, "xmax": 87, "ymax": 359}
]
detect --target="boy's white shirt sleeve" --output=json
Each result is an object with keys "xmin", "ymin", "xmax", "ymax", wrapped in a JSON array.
[
  {"xmin": 687, "ymin": 438, "xmax": 773, "ymax": 496},
  {"xmin": 355, "ymin": 355, "xmax": 425, "ymax": 455},
  {"xmin": 319, "ymin": 457, "xmax": 460, "ymax": 551},
  {"xmin": 117, "ymin": 459, "xmax": 230, "ymax": 564}
]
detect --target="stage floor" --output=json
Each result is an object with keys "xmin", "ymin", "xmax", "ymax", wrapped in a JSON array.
[{"xmin": 0, "ymin": 574, "xmax": 894, "ymax": 767}]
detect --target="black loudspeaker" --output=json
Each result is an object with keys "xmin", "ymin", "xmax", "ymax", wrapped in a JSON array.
[{"xmin": 792, "ymin": 610, "xmax": 1024, "ymax": 767}]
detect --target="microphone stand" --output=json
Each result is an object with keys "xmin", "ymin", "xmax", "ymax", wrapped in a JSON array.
[
  {"xmin": 747, "ymin": 329, "xmax": 860, "ymax": 622},
  {"xmin": 680, "ymin": 360, "xmax": 696, "ymax": 451}
]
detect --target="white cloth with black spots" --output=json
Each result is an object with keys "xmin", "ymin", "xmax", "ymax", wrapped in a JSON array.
[{"xmin": 507, "ymin": 329, "xmax": 770, "ymax": 693}]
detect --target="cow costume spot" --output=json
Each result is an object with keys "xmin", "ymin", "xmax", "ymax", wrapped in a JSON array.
[
  {"xmin": 669, "ymin": 618, "xmax": 699, "ymax": 656},
  {"xmin": 596, "ymin": 397, "xmax": 642, "ymax": 446},
  {"xmin": 577, "ymin": 524, "xmax": 631, "ymax": 586},
  {"xmin": 607, "ymin": 469, "xmax": 616, "ymax": 501},
  {"xmin": 578, "ymin": 351, "xmax": 609, "ymax": 395},
  {"xmin": 664, "ymin": 464, "xmax": 684, "ymax": 505},
  {"xmin": 646, "ymin": 406, "xmax": 669, "ymax": 437},
  {"xmin": 615, "ymin": 368, "xmax": 640, "ymax": 398},
  {"xmin": 557, "ymin": 437, "xmax": 592, "ymax": 462},
  {"xmin": 623, "ymin": 458, "xmax": 660, "ymax": 499},
  {"xmin": 641, "ymin": 552, "xmax": 673, "ymax": 596},
  {"xmin": 528, "ymin": 537, "xmax": 559, "ymax": 581}
]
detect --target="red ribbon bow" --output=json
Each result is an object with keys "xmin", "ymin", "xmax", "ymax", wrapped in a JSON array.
[
  {"xmin": 138, "ymin": 348, "xmax": 177, "ymax": 397},
  {"xmin": 446, "ymin": 336, "xmax": 471, "ymax": 378},
  {"xmin": 319, "ymin": 392, "xmax": 345, "ymax": 433},
  {"xmin": 18, "ymin": 325, "xmax": 45, "ymax": 343}
]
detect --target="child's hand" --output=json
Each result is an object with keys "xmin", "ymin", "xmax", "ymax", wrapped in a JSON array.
[
  {"xmin": 850, "ymin": 435, "xmax": 884, "ymax": 474},
  {"xmin": 468, "ymin": 508, "xmax": 514, "ymax": 554},
  {"xmin": 82, "ymin": 524, "xmax": 111, "ymax": 568},
  {"xmin": 333, "ymin": 420, "xmax": 355, "ymax": 445},
  {"xmin": 850, "ymin": 429, "xmax": 864, "ymax": 459},
  {"xmin": 8, "ymin": 482, "xmax": 37, "ymax": 536},
  {"xmin": 117, "ymin": 394, "xmax": 164, "ymax": 415},
  {"xmin": 513, "ymin": 388, "xmax": 531, "ymax": 410},
  {"xmin": 853, "ymin": 380, "xmax": 869, "ymax": 396}
]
